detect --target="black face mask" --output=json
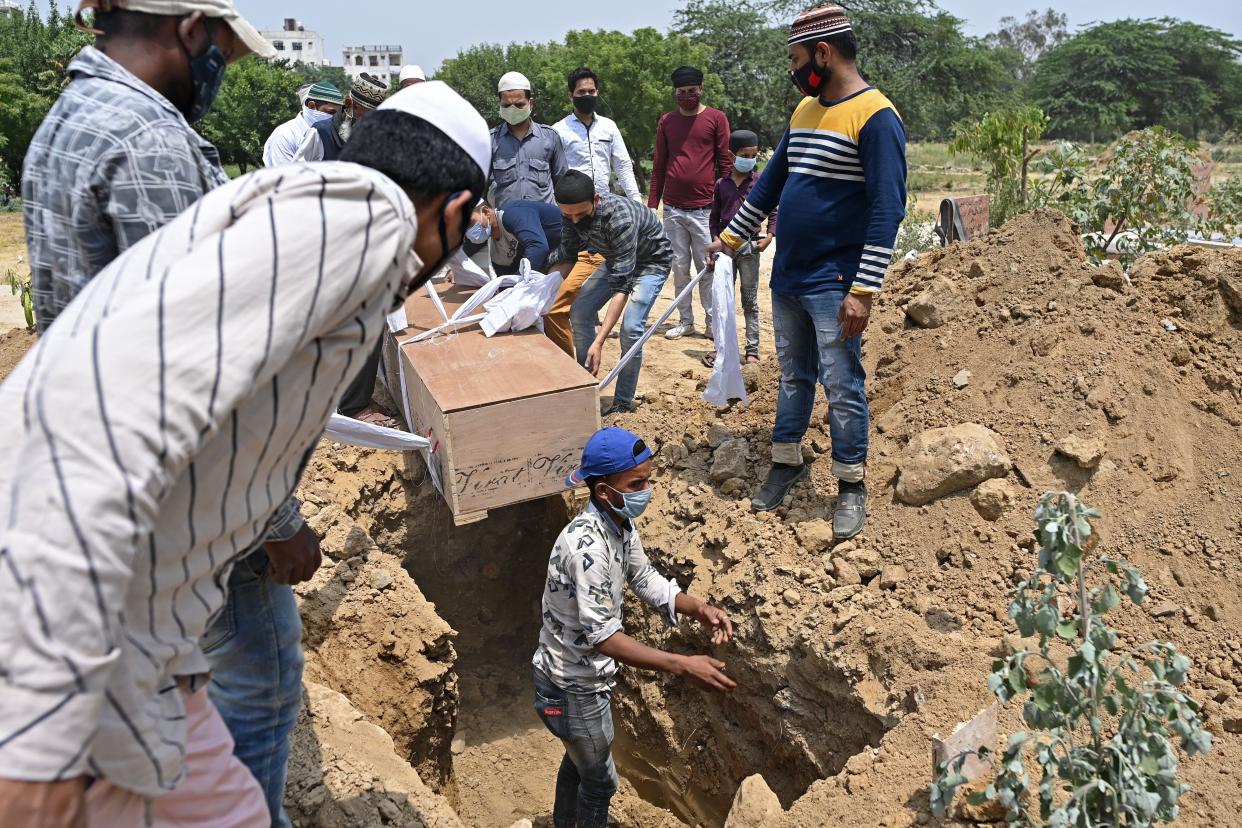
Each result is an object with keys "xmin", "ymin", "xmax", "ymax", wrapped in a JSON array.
[
  {"xmin": 405, "ymin": 191, "xmax": 469, "ymax": 298},
  {"xmin": 574, "ymin": 211, "xmax": 596, "ymax": 231},
  {"xmin": 790, "ymin": 54, "xmax": 830, "ymax": 98},
  {"xmin": 574, "ymin": 94, "xmax": 599, "ymax": 114}
]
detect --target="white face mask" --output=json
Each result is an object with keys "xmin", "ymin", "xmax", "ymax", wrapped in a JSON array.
[
  {"xmin": 499, "ymin": 103, "xmax": 531, "ymax": 126},
  {"xmin": 303, "ymin": 105, "xmax": 333, "ymax": 126}
]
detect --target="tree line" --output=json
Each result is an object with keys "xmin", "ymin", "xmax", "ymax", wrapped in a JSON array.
[{"xmin": 0, "ymin": 0, "xmax": 1239, "ymax": 184}]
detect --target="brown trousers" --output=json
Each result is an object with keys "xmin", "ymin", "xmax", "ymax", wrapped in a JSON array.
[{"xmin": 545, "ymin": 251, "xmax": 606, "ymax": 358}]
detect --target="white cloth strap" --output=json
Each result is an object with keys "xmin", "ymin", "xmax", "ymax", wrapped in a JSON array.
[{"xmin": 598, "ymin": 265, "xmax": 708, "ymax": 390}]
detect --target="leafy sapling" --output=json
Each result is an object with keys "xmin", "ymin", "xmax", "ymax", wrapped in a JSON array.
[{"xmin": 930, "ymin": 492, "xmax": 1210, "ymax": 826}]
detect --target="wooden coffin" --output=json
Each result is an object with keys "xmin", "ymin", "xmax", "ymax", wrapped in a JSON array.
[{"xmin": 389, "ymin": 280, "xmax": 600, "ymax": 523}]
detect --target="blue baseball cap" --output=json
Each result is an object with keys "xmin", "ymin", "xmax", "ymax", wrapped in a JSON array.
[{"xmin": 565, "ymin": 427, "xmax": 653, "ymax": 487}]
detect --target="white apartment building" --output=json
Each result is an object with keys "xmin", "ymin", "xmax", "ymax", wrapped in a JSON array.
[
  {"xmin": 342, "ymin": 45, "xmax": 404, "ymax": 86},
  {"xmin": 261, "ymin": 18, "xmax": 329, "ymax": 66}
]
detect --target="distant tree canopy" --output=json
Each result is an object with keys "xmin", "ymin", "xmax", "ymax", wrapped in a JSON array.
[
  {"xmin": 1, "ymin": 0, "xmax": 1240, "ymax": 181},
  {"xmin": 1030, "ymin": 18, "xmax": 1242, "ymax": 142}
]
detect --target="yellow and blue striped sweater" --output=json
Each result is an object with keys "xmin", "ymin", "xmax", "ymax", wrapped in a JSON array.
[{"xmin": 723, "ymin": 86, "xmax": 906, "ymax": 295}]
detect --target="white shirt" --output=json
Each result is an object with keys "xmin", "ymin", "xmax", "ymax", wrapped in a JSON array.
[
  {"xmin": 0, "ymin": 161, "xmax": 419, "ymax": 796},
  {"xmin": 292, "ymin": 126, "xmax": 327, "ymax": 163},
  {"xmin": 553, "ymin": 112, "xmax": 641, "ymax": 201},
  {"xmin": 263, "ymin": 110, "xmax": 313, "ymax": 167}
]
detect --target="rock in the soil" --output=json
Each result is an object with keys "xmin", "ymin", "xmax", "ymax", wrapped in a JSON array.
[
  {"xmin": 1091, "ymin": 260, "xmax": 1129, "ymax": 292},
  {"xmin": 450, "ymin": 733, "xmax": 467, "ymax": 755},
  {"xmin": 970, "ymin": 478, "xmax": 1015, "ymax": 521},
  {"xmin": 1150, "ymin": 601, "xmax": 1180, "ymax": 619},
  {"xmin": 783, "ymin": 589, "xmax": 802, "ymax": 607},
  {"xmin": 895, "ymin": 423, "xmax": 1011, "ymax": 506},
  {"xmin": 847, "ymin": 547, "xmax": 882, "ymax": 579},
  {"xmin": 707, "ymin": 423, "xmax": 733, "ymax": 448},
  {"xmin": 367, "ymin": 569, "xmax": 394, "ymax": 591},
  {"xmin": 795, "ymin": 519, "xmax": 836, "ymax": 553},
  {"xmin": 905, "ymin": 276, "xmax": 962, "ymax": 328},
  {"xmin": 507, "ymin": 821, "xmax": 534, "ymax": 828},
  {"xmin": 952, "ymin": 369, "xmax": 972, "ymax": 389},
  {"xmin": 832, "ymin": 558, "xmax": 862, "ymax": 586},
  {"xmin": 1055, "ymin": 434, "xmax": 1106, "ymax": 469},
  {"xmin": 711, "ymin": 438, "xmax": 750, "ymax": 483},
  {"xmin": 724, "ymin": 774, "xmax": 784, "ymax": 828},
  {"xmin": 879, "ymin": 565, "xmax": 908, "ymax": 590},
  {"xmin": 1222, "ymin": 273, "xmax": 1242, "ymax": 315}
]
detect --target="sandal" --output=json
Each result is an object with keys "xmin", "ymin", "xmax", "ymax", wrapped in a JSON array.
[
  {"xmin": 745, "ymin": 352, "xmax": 760, "ymax": 365},
  {"xmin": 702, "ymin": 352, "xmax": 717, "ymax": 368},
  {"xmin": 352, "ymin": 407, "xmax": 399, "ymax": 429}
]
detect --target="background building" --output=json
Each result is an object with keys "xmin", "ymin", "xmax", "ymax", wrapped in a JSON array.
[
  {"xmin": 342, "ymin": 45, "xmax": 404, "ymax": 86},
  {"xmin": 261, "ymin": 18, "xmax": 329, "ymax": 66},
  {"xmin": 0, "ymin": 0, "xmax": 22, "ymax": 17}
]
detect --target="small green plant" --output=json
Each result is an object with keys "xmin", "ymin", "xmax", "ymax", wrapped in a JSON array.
[
  {"xmin": 930, "ymin": 492, "xmax": 1210, "ymax": 826},
  {"xmin": 950, "ymin": 105, "xmax": 1049, "ymax": 227},
  {"xmin": 6, "ymin": 268, "xmax": 34, "ymax": 331},
  {"xmin": 1202, "ymin": 176, "xmax": 1242, "ymax": 241},
  {"xmin": 893, "ymin": 196, "xmax": 939, "ymax": 260},
  {"xmin": 1081, "ymin": 128, "xmax": 1204, "ymax": 267}
]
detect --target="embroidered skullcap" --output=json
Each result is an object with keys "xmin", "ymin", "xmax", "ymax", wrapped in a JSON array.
[
  {"xmin": 306, "ymin": 81, "xmax": 344, "ymax": 106},
  {"xmin": 788, "ymin": 4, "xmax": 853, "ymax": 46},
  {"xmin": 350, "ymin": 73, "xmax": 388, "ymax": 110}
]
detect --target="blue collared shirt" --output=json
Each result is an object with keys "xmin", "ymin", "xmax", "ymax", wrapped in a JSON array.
[{"xmin": 489, "ymin": 119, "xmax": 569, "ymax": 207}]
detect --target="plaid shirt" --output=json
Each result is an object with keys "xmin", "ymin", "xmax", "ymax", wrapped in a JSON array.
[
  {"xmin": 547, "ymin": 194, "xmax": 673, "ymax": 294},
  {"xmin": 22, "ymin": 47, "xmax": 228, "ymax": 332}
]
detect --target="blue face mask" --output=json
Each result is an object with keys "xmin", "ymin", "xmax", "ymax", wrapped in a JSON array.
[
  {"xmin": 605, "ymin": 484, "xmax": 653, "ymax": 520},
  {"xmin": 465, "ymin": 222, "xmax": 491, "ymax": 244},
  {"xmin": 733, "ymin": 156, "xmax": 758, "ymax": 173},
  {"xmin": 186, "ymin": 42, "xmax": 227, "ymax": 123},
  {"xmin": 304, "ymin": 105, "xmax": 333, "ymax": 126}
]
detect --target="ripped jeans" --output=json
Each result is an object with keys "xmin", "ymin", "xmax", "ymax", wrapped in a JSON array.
[{"xmin": 770, "ymin": 289, "xmax": 868, "ymax": 480}]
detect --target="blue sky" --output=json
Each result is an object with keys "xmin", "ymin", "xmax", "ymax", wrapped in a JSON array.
[{"xmin": 33, "ymin": 0, "xmax": 1242, "ymax": 73}]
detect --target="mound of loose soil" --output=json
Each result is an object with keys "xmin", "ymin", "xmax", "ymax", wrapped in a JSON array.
[{"xmin": 0, "ymin": 327, "xmax": 35, "ymax": 382}]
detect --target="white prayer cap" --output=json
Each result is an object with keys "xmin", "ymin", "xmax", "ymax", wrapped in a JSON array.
[
  {"xmin": 378, "ymin": 80, "xmax": 491, "ymax": 180},
  {"xmin": 497, "ymin": 71, "xmax": 531, "ymax": 93},
  {"xmin": 399, "ymin": 64, "xmax": 426, "ymax": 83}
]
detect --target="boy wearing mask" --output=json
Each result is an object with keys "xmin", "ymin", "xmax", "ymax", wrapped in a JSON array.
[
  {"xmin": 706, "ymin": 129, "xmax": 777, "ymax": 367},
  {"xmin": 533, "ymin": 427, "xmax": 735, "ymax": 828}
]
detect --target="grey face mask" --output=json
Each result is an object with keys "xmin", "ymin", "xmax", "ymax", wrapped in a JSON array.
[{"xmin": 333, "ymin": 106, "xmax": 355, "ymax": 143}]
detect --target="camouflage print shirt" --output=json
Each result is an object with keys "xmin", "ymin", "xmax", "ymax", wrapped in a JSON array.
[{"xmin": 533, "ymin": 501, "xmax": 681, "ymax": 692}]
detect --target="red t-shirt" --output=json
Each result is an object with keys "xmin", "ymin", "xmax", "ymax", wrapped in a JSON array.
[{"xmin": 648, "ymin": 106, "xmax": 732, "ymax": 210}]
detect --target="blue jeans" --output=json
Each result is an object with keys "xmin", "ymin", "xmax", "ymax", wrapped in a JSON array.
[
  {"xmin": 770, "ymin": 290, "xmax": 869, "ymax": 476},
  {"xmin": 203, "ymin": 550, "xmax": 304, "ymax": 828},
  {"xmin": 571, "ymin": 267, "xmax": 668, "ymax": 407},
  {"xmin": 533, "ymin": 668, "xmax": 619, "ymax": 828}
]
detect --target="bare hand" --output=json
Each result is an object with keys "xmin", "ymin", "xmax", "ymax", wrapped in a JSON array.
[
  {"xmin": 757, "ymin": 236, "xmax": 773, "ymax": 253},
  {"xmin": 679, "ymin": 654, "xmax": 737, "ymax": 692},
  {"xmin": 837, "ymin": 292, "xmax": 874, "ymax": 340},
  {"xmin": 696, "ymin": 604, "xmax": 733, "ymax": 645},
  {"xmin": 705, "ymin": 238, "xmax": 735, "ymax": 271},
  {"xmin": 0, "ymin": 778, "xmax": 86, "ymax": 828},
  {"xmin": 585, "ymin": 340, "xmax": 604, "ymax": 376},
  {"xmin": 265, "ymin": 524, "xmax": 322, "ymax": 585}
]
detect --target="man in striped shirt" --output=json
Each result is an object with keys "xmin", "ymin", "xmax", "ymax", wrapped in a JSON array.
[
  {"xmin": 709, "ymin": 4, "xmax": 907, "ymax": 538},
  {"xmin": 19, "ymin": 3, "xmax": 313, "ymax": 824},
  {"xmin": 0, "ymin": 81, "xmax": 488, "ymax": 826}
]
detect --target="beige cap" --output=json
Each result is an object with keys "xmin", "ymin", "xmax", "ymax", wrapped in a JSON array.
[{"xmin": 77, "ymin": 0, "xmax": 276, "ymax": 61}]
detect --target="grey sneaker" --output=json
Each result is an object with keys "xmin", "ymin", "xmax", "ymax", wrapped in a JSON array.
[
  {"xmin": 750, "ymin": 463, "xmax": 809, "ymax": 511},
  {"xmin": 664, "ymin": 323, "xmax": 695, "ymax": 340},
  {"xmin": 833, "ymin": 485, "xmax": 868, "ymax": 539}
]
